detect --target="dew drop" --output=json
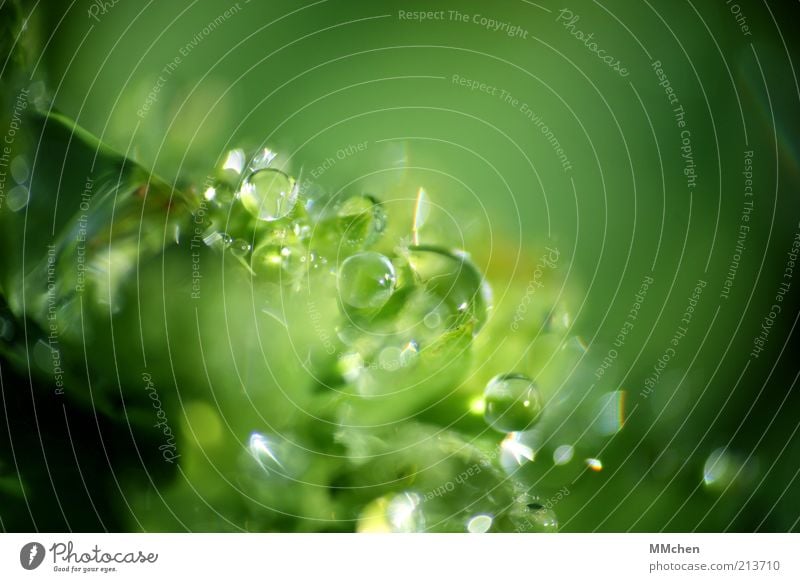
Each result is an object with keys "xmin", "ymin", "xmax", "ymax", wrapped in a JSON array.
[
  {"xmin": 553, "ymin": 444, "xmax": 574, "ymax": 465},
  {"xmin": 467, "ymin": 514, "xmax": 493, "ymax": 533},
  {"xmin": 239, "ymin": 168, "xmax": 298, "ymax": 222},
  {"xmin": 407, "ymin": 245, "xmax": 492, "ymax": 333},
  {"xmin": 337, "ymin": 251, "xmax": 396, "ymax": 310},
  {"xmin": 423, "ymin": 310, "xmax": 442, "ymax": 329},
  {"xmin": 337, "ymin": 194, "xmax": 386, "ymax": 246},
  {"xmin": 483, "ymin": 373, "xmax": 542, "ymax": 433},
  {"xmin": 229, "ymin": 238, "xmax": 252, "ymax": 258},
  {"xmin": 703, "ymin": 447, "xmax": 742, "ymax": 489},
  {"xmin": 248, "ymin": 432, "xmax": 286, "ymax": 475},
  {"xmin": 510, "ymin": 494, "xmax": 559, "ymax": 533}
]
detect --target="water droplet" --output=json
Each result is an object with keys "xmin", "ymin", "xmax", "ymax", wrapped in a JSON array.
[
  {"xmin": 585, "ymin": 458, "xmax": 603, "ymax": 471},
  {"xmin": 239, "ymin": 168, "xmax": 298, "ymax": 222},
  {"xmin": 407, "ymin": 245, "xmax": 492, "ymax": 333},
  {"xmin": 229, "ymin": 238, "xmax": 252, "ymax": 257},
  {"xmin": 483, "ymin": 373, "xmax": 542, "ymax": 433},
  {"xmin": 378, "ymin": 346, "xmax": 402, "ymax": 371},
  {"xmin": 336, "ymin": 194, "xmax": 386, "ymax": 247},
  {"xmin": 423, "ymin": 310, "xmax": 442, "ymax": 329},
  {"xmin": 545, "ymin": 304, "xmax": 573, "ymax": 334},
  {"xmin": 553, "ymin": 444, "xmax": 574, "ymax": 465},
  {"xmin": 10, "ymin": 156, "xmax": 29, "ymax": 184},
  {"xmin": 248, "ymin": 432, "xmax": 286, "ymax": 474},
  {"xmin": 6, "ymin": 185, "xmax": 29, "ymax": 212},
  {"xmin": 467, "ymin": 513, "xmax": 493, "ymax": 533},
  {"xmin": 250, "ymin": 240, "xmax": 302, "ymax": 282},
  {"xmin": 703, "ymin": 447, "xmax": 739, "ymax": 489},
  {"xmin": 338, "ymin": 352, "xmax": 364, "ymax": 383},
  {"xmin": 337, "ymin": 251, "xmax": 396, "ymax": 310},
  {"xmin": 510, "ymin": 494, "xmax": 559, "ymax": 532}
]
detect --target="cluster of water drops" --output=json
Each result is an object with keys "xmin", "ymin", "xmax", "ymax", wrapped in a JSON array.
[{"xmin": 181, "ymin": 144, "xmax": 628, "ymax": 533}]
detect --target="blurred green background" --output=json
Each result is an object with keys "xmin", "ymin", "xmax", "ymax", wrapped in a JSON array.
[{"xmin": 1, "ymin": 0, "xmax": 799, "ymax": 532}]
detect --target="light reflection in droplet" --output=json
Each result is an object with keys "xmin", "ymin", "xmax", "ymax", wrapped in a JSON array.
[
  {"xmin": 501, "ymin": 432, "xmax": 535, "ymax": 467},
  {"xmin": 248, "ymin": 432, "xmax": 285, "ymax": 473}
]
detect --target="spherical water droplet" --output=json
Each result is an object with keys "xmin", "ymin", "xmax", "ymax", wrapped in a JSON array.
[
  {"xmin": 229, "ymin": 238, "xmax": 252, "ymax": 257},
  {"xmin": 467, "ymin": 514, "xmax": 493, "ymax": 533},
  {"xmin": 545, "ymin": 303, "xmax": 573, "ymax": 334},
  {"xmin": 552, "ymin": 444, "xmax": 574, "ymax": 465},
  {"xmin": 423, "ymin": 310, "xmax": 442, "ymax": 329},
  {"xmin": 250, "ymin": 242, "xmax": 303, "ymax": 281},
  {"xmin": 337, "ymin": 251, "xmax": 396, "ymax": 310},
  {"xmin": 483, "ymin": 374, "xmax": 542, "ymax": 433},
  {"xmin": 379, "ymin": 346, "xmax": 403, "ymax": 371},
  {"xmin": 336, "ymin": 194, "xmax": 386, "ymax": 247},
  {"xmin": 407, "ymin": 245, "xmax": 492, "ymax": 333},
  {"xmin": 239, "ymin": 168, "xmax": 298, "ymax": 222}
]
